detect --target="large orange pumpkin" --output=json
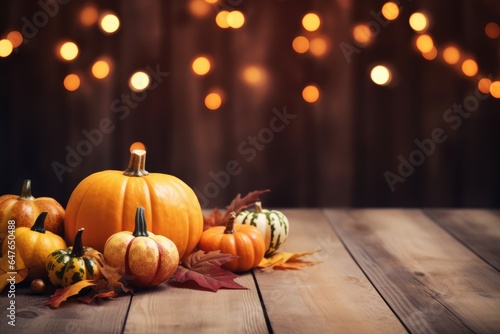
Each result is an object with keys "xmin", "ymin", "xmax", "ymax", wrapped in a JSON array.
[{"xmin": 64, "ymin": 149, "xmax": 203, "ymax": 259}]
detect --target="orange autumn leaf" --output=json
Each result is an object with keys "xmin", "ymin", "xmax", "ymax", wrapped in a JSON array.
[
  {"xmin": 44, "ymin": 280, "xmax": 96, "ymax": 308},
  {"xmin": 257, "ymin": 251, "xmax": 320, "ymax": 270},
  {"xmin": 0, "ymin": 253, "xmax": 29, "ymax": 291}
]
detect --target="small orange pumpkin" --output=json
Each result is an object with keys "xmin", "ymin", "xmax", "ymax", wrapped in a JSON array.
[
  {"xmin": 197, "ymin": 212, "xmax": 265, "ymax": 272},
  {"xmin": 64, "ymin": 149, "xmax": 203, "ymax": 258},
  {"xmin": 0, "ymin": 179, "xmax": 65, "ymax": 255},
  {"xmin": 103, "ymin": 206, "xmax": 179, "ymax": 288}
]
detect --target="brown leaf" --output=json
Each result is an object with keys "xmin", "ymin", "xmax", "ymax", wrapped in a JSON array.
[
  {"xmin": 86, "ymin": 249, "xmax": 133, "ymax": 293},
  {"xmin": 0, "ymin": 252, "xmax": 29, "ymax": 292},
  {"xmin": 257, "ymin": 251, "xmax": 320, "ymax": 270},
  {"xmin": 44, "ymin": 280, "xmax": 96, "ymax": 308},
  {"xmin": 203, "ymin": 189, "xmax": 270, "ymax": 230},
  {"xmin": 171, "ymin": 250, "xmax": 248, "ymax": 292}
]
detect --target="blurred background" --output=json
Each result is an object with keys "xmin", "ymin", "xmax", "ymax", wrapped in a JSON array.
[{"xmin": 1, "ymin": 0, "xmax": 499, "ymax": 209}]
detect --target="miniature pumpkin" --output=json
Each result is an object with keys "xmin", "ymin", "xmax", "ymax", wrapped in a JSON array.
[
  {"xmin": 198, "ymin": 212, "xmax": 265, "ymax": 272},
  {"xmin": 0, "ymin": 179, "xmax": 65, "ymax": 255},
  {"xmin": 64, "ymin": 149, "xmax": 203, "ymax": 259},
  {"xmin": 234, "ymin": 201, "xmax": 289, "ymax": 256},
  {"xmin": 46, "ymin": 228, "xmax": 101, "ymax": 287},
  {"xmin": 103, "ymin": 206, "xmax": 179, "ymax": 288},
  {"xmin": 1, "ymin": 212, "xmax": 67, "ymax": 281}
]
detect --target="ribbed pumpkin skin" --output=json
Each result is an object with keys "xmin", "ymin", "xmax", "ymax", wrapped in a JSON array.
[
  {"xmin": 198, "ymin": 224, "xmax": 265, "ymax": 272},
  {"xmin": 64, "ymin": 171, "xmax": 203, "ymax": 258},
  {"xmin": 104, "ymin": 231, "xmax": 179, "ymax": 288}
]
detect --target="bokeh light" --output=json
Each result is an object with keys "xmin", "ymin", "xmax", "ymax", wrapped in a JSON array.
[
  {"xmin": 215, "ymin": 11, "xmax": 230, "ymax": 28},
  {"xmin": 370, "ymin": 65, "xmax": 392, "ymax": 86},
  {"xmin": 129, "ymin": 71, "xmax": 150, "ymax": 92},
  {"xmin": 59, "ymin": 41, "xmax": 79, "ymax": 61},
  {"xmin": 485, "ymin": 22, "xmax": 500, "ymax": 39},
  {"xmin": 91, "ymin": 60, "xmax": 111, "ymax": 79},
  {"xmin": 409, "ymin": 12, "xmax": 428, "ymax": 32},
  {"xmin": 422, "ymin": 46, "xmax": 437, "ymax": 60},
  {"xmin": 490, "ymin": 81, "xmax": 500, "ymax": 98},
  {"xmin": 478, "ymin": 78, "xmax": 492, "ymax": 94},
  {"xmin": 6, "ymin": 31, "xmax": 23, "ymax": 48},
  {"xmin": 80, "ymin": 5, "xmax": 99, "ymax": 26},
  {"xmin": 381, "ymin": 2, "xmax": 400, "ymax": 21},
  {"xmin": 442, "ymin": 46, "xmax": 460, "ymax": 64},
  {"xmin": 100, "ymin": 13, "xmax": 120, "ymax": 34},
  {"xmin": 0, "ymin": 39, "xmax": 13, "ymax": 58},
  {"xmin": 192, "ymin": 56, "xmax": 211, "ymax": 75},
  {"xmin": 415, "ymin": 34, "xmax": 434, "ymax": 53},
  {"xmin": 63, "ymin": 74, "xmax": 80, "ymax": 91},
  {"xmin": 302, "ymin": 85, "xmax": 320, "ymax": 103},
  {"xmin": 205, "ymin": 92, "xmax": 222, "ymax": 110},
  {"xmin": 292, "ymin": 36, "xmax": 309, "ymax": 53},
  {"xmin": 188, "ymin": 0, "xmax": 211, "ymax": 18},
  {"xmin": 227, "ymin": 11, "xmax": 245, "ymax": 29},
  {"xmin": 461, "ymin": 59, "xmax": 478, "ymax": 77},
  {"xmin": 309, "ymin": 37, "xmax": 328, "ymax": 57},
  {"xmin": 243, "ymin": 66, "xmax": 264, "ymax": 85},
  {"xmin": 353, "ymin": 24, "xmax": 373, "ymax": 46},
  {"xmin": 205, "ymin": 0, "xmax": 218, "ymax": 3},
  {"xmin": 302, "ymin": 13, "xmax": 321, "ymax": 32}
]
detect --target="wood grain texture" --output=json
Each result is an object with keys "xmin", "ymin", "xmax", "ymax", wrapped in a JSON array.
[
  {"xmin": 123, "ymin": 273, "xmax": 267, "ymax": 334},
  {"xmin": 254, "ymin": 209, "xmax": 407, "ymax": 334},
  {"xmin": 324, "ymin": 209, "xmax": 500, "ymax": 334},
  {"xmin": 0, "ymin": 286, "xmax": 131, "ymax": 334},
  {"xmin": 426, "ymin": 209, "xmax": 500, "ymax": 271}
]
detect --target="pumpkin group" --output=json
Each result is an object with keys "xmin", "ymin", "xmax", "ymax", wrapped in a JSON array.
[
  {"xmin": 103, "ymin": 206, "xmax": 179, "ymax": 288},
  {"xmin": 46, "ymin": 228, "xmax": 101, "ymax": 287},
  {"xmin": 198, "ymin": 212, "xmax": 265, "ymax": 272},
  {"xmin": 0, "ymin": 179, "xmax": 65, "ymax": 255},
  {"xmin": 64, "ymin": 149, "xmax": 203, "ymax": 259},
  {"xmin": 235, "ymin": 201, "xmax": 289, "ymax": 256},
  {"xmin": 2, "ymin": 211, "xmax": 67, "ymax": 281}
]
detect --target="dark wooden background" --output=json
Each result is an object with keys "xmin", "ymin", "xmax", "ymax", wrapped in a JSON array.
[{"xmin": 1, "ymin": 0, "xmax": 499, "ymax": 208}]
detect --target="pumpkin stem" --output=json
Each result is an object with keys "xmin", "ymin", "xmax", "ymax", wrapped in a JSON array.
[
  {"xmin": 19, "ymin": 179, "xmax": 35, "ymax": 200},
  {"xmin": 123, "ymin": 149, "xmax": 149, "ymax": 177},
  {"xmin": 133, "ymin": 206, "xmax": 150, "ymax": 237},
  {"xmin": 70, "ymin": 228, "xmax": 86, "ymax": 257},
  {"xmin": 224, "ymin": 212, "xmax": 237, "ymax": 234},
  {"xmin": 30, "ymin": 211, "xmax": 48, "ymax": 234},
  {"xmin": 255, "ymin": 201, "xmax": 263, "ymax": 213}
]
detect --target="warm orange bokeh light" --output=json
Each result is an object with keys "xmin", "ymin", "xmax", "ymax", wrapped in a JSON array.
[
  {"xmin": 461, "ymin": 59, "xmax": 478, "ymax": 77},
  {"xmin": 309, "ymin": 37, "xmax": 328, "ymax": 57},
  {"xmin": 490, "ymin": 81, "xmax": 500, "ymax": 98},
  {"xmin": 302, "ymin": 85, "xmax": 320, "ymax": 103},
  {"xmin": 0, "ymin": 39, "xmax": 13, "ymax": 58},
  {"xmin": 292, "ymin": 36, "xmax": 309, "ymax": 53},
  {"xmin": 130, "ymin": 142, "xmax": 146, "ymax": 152},
  {"xmin": 215, "ymin": 11, "xmax": 230, "ymax": 28},
  {"xmin": 485, "ymin": 22, "xmax": 500, "ymax": 39},
  {"xmin": 243, "ymin": 66, "xmax": 264, "ymax": 85},
  {"xmin": 80, "ymin": 5, "xmax": 99, "ymax": 26},
  {"xmin": 415, "ymin": 34, "xmax": 433, "ymax": 53},
  {"xmin": 381, "ymin": 2, "xmax": 400, "ymax": 21},
  {"xmin": 227, "ymin": 11, "xmax": 245, "ymax": 29},
  {"xmin": 188, "ymin": 0, "xmax": 211, "ymax": 18},
  {"xmin": 422, "ymin": 47, "xmax": 437, "ymax": 60},
  {"xmin": 353, "ymin": 24, "xmax": 373, "ymax": 46},
  {"xmin": 64, "ymin": 74, "xmax": 80, "ymax": 91},
  {"xmin": 6, "ymin": 31, "xmax": 23, "ymax": 48},
  {"xmin": 478, "ymin": 78, "xmax": 492, "ymax": 94},
  {"xmin": 205, "ymin": 0, "xmax": 218, "ymax": 3},
  {"xmin": 442, "ymin": 46, "xmax": 460, "ymax": 64},
  {"xmin": 129, "ymin": 71, "xmax": 150, "ymax": 92},
  {"xmin": 59, "ymin": 41, "xmax": 79, "ymax": 61},
  {"xmin": 205, "ymin": 92, "xmax": 222, "ymax": 110},
  {"xmin": 302, "ymin": 13, "xmax": 321, "ymax": 32},
  {"xmin": 409, "ymin": 12, "xmax": 428, "ymax": 32},
  {"xmin": 100, "ymin": 13, "xmax": 120, "ymax": 34},
  {"xmin": 370, "ymin": 65, "xmax": 392, "ymax": 86},
  {"xmin": 92, "ymin": 60, "xmax": 111, "ymax": 79},
  {"xmin": 192, "ymin": 56, "xmax": 211, "ymax": 75}
]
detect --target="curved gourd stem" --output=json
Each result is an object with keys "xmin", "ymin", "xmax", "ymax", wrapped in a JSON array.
[
  {"xmin": 19, "ymin": 179, "xmax": 35, "ymax": 200},
  {"xmin": 123, "ymin": 150, "xmax": 149, "ymax": 177},
  {"xmin": 70, "ymin": 228, "xmax": 86, "ymax": 257},
  {"xmin": 133, "ymin": 207, "xmax": 150, "ymax": 237},
  {"xmin": 30, "ymin": 212, "xmax": 48, "ymax": 234},
  {"xmin": 255, "ymin": 201, "xmax": 263, "ymax": 213},
  {"xmin": 224, "ymin": 212, "xmax": 237, "ymax": 234}
]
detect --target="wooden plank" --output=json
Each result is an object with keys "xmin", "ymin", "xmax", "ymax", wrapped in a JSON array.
[
  {"xmin": 325, "ymin": 209, "xmax": 500, "ymax": 334},
  {"xmin": 426, "ymin": 209, "xmax": 500, "ymax": 271},
  {"xmin": 254, "ymin": 209, "xmax": 407, "ymax": 334},
  {"xmin": 123, "ymin": 273, "xmax": 268, "ymax": 334},
  {"xmin": 0, "ymin": 285, "xmax": 131, "ymax": 333}
]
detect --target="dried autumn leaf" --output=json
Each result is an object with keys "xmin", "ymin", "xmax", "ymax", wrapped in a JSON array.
[
  {"xmin": 44, "ymin": 280, "xmax": 96, "ymax": 308},
  {"xmin": 86, "ymin": 249, "xmax": 133, "ymax": 293},
  {"xmin": 0, "ymin": 253, "xmax": 29, "ymax": 292},
  {"xmin": 171, "ymin": 250, "xmax": 248, "ymax": 292},
  {"xmin": 203, "ymin": 189, "xmax": 270, "ymax": 230},
  {"xmin": 257, "ymin": 251, "xmax": 320, "ymax": 270}
]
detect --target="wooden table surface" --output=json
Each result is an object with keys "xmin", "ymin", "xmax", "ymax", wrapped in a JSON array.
[{"xmin": 1, "ymin": 209, "xmax": 500, "ymax": 333}]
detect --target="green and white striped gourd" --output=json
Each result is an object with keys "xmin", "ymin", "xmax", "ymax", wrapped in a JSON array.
[{"xmin": 234, "ymin": 201, "xmax": 289, "ymax": 257}]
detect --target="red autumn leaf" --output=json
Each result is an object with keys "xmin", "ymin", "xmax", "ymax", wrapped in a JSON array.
[
  {"xmin": 44, "ymin": 280, "xmax": 96, "ymax": 308},
  {"xmin": 203, "ymin": 189, "xmax": 270, "ymax": 230},
  {"xmin": 171, "ymin": 250, "xmax": 248, "ymax": 292}
]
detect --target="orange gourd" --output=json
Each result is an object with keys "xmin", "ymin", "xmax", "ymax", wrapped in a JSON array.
[
  {"xmin": 64, "ymin": 149, "xmax": 203, "ymax": 259},
  {"xmin": 197, "ymin": 212, "xmax": 265, "ymax": 272},
  {"xmin": 0, "ymin": 179, "xmax": 65, "ymax": 255}
]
